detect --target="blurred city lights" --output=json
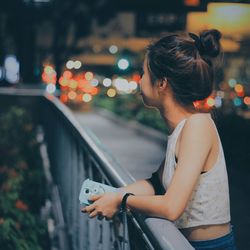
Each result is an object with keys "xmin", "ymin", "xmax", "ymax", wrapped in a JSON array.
[
  {"xmin": 234, "ymin": 84, "xmax": 244, "ymax": 93},
  {"xmin": 113, "ymin": 78, "xmax": 130, "ymax": 92},
  {"xmin": 90, "ymin": 78, "xmax": 99, "ymax": 86},
  {"xmin": 91, "ymin": 87, "xmax": 99, "ymax": 95},
  {"xmin": 214, "ymin": 96, "xmax": 222, "ymax": 108},
  {"xmin": 85, "ymin": 71, "xmax": 94, "ymax": 81},
  {"xmin": 63, "ymin": 70, "xmax": 72, "ymax": 79},
  {"xmin": 207, "ymin": 97, "xmax": 215, "ymax": 107},
  {"xmin": 68, "ymin": 91, "xmax": 77, "ymax": 100},
  {"xmin": 6, "ymin": 71, "xmax": 19, "ymax": 83},
  {"xmin": 4, "ymin": 56, "xmax": 19, "ymax": 72},
  {"xmin": 217, "ymin": 91, "xmax": 225, "ymax": 98},
  {"xmin": 103, "ymin": 78, "xmax": 112, "ymax": 87},
  {"xmin": 129, "ymin": 81, "xmax": 138, "ymax": 91},
  {"xmin": 60, "ymin": 94, "xmax": 68, "ymax": 103},
  {"xmin": 184, "ymin": 0, "xmax": 200, "ymax": 7},
  {"xmin": 237, "ymin": 91, "xmax": 244, "ymax": 97},
  {"xmin": 132, "ymin": 73, "xmax": 141, "ymax": 83},
  {"xmin": 42, "ymin": 65, "xmax": 56, "ymax": 84},
  {"xmin": 107, "ymin": 88, "xmax": 116, "ymax": 97},
  {"xmin": 82, "ymin": 93, "xmax": 92, "ymax": 102},
  {"xmin": 74, "ymin": 60, "xmax": 82, "ymax": 69},
  {"xmin": 66, "ymin": 60, "xmax": 82, "ymax": 70},
  {"xmin": 109, "ymin": 45, "xmax": 118, "ymax": 54},
  {"xmin": 243, "ymin": 97, "xmax": 250, "ymax": 105},
  {"xmin": 228, "ymin": 79, "xmax": 237, "ymax": 88},
  {"xmin": 66, "ymin": 60, "xmax": 75, "ymax": 70},
  {"xmin": 233, "ymin": 97, "xmax": 242, "ymax": 107},
  {"xmin": 117, "ymin": 59, "xmax": 129, "ymax": 70},
  {"xmin": 46, "ymin": 83, "xmax": 56, "ymax": 94},
  {"xmin": 44, "ymin": 65, "xmax": 54, "ymax": 75},
  {"xmin": 59, "ymin": 77, "xmax": 68, "ymax": 86},
  {"xmin": 4, "ymin": 55, "xmax": 20, "ymax": 84},
  {"xmin": 76, "ymin": 94, "xmax": 83, "ymax": 102},
  {"xmin": 69, "ymin": 79, "xmax": 78, "ymax": 89}
]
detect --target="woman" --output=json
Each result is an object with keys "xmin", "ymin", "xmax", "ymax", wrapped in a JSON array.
[{"xmin": 82, "ymin": 29, "xmax": 237, "ymax": 249}]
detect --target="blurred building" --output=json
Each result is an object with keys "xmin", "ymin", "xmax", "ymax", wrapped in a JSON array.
[{"xmin": 0, "ymin": 0, "xmax": 250, "ymax": 115}]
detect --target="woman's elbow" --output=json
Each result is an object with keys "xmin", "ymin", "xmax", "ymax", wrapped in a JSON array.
[{"xmin": 163, "ymin": 202, "xmax": 183, "ymax": 221}]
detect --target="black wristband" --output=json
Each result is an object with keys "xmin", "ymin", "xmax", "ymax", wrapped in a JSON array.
[{"xmin": 120, "ymin": 193, "xmax": 135, "ymax": 212}]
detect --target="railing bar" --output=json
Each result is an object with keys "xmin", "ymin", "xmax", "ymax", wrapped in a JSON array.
[{"xmin": 0, "ymin": 89, "xmax": 195, "ymax": 250}]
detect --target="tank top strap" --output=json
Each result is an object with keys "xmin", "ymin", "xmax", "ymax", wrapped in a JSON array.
[
  {"xmin": 168, "ymin": 118, "xmax": 187, "ymax": 140},
  {"xmin": 167, "ymin": 118, "xmax": 187, "ymax": 166}
]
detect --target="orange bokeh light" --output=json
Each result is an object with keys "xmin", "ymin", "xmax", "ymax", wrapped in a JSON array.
[
  {"xmin": 76, "ymin": 94, "xmax": 83, "ymax": 102},
  {"xmin": 63, "ymin": 71, "xmax": 73, "ymax": 79},
  {"xmin": 90, "ymin": 87, "xmax": 99, "ymax": 95},
  {"xmin": 234, "ymin": 84, "xmax": 244, "ymax": 93},
  {"xmin": 132, "ymin": 73, "xmax": 141, "ymax": 83},
  {"xmin": 60, "ymin": 94, "xmax": 68, "ymax": 103},
  {"xmin": 184, "ymin": 0, "xmax": 200, "ymax": 7},
  {"xmin": 244, "ymin": 96, "xmax": 250, "ymax": 105},
  {"xmin": 237, "ymin": 91, "xmax": 245, "ymax": 97},
  {"xmin": 68, "ymin": 91, "xmax": 77, "ymax": 100}
]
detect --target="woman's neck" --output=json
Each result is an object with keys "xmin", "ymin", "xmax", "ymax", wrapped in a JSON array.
[{"xmin": 159, "ymin": 100, "xmax": 198, "ymax": 134}]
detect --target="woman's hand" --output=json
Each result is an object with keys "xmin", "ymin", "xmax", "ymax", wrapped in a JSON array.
[{"xmin": 81, "ymin": 192, "xmax": 123, "ymax": 220}]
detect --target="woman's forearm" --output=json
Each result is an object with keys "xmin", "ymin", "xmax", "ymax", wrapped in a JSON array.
[
  {"xmin": 119, "ymin": 179, "xmax": 155, "ymax": 196},
  {"xmin": 125, "ymin": 195, "xmax": 175, "ymax": 221}
]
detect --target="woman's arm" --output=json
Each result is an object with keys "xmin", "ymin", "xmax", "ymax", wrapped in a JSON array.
[{"xmin": 118, "ymin": 180, "xmax": 155, "ymax": 195}]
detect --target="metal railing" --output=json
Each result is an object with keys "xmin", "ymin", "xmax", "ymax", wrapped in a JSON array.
[{"xmin": 0, "ymin": 87, "xmax": 194, "ymax": 250}]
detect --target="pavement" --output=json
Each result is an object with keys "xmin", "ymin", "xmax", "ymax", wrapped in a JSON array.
[
  {"xmin": 74, "ymin": 109, "xmax": 166, "ymax": 180},
  {"xmin": 73, "ymin": 109, "xmax": 250, "ymax": 250}
]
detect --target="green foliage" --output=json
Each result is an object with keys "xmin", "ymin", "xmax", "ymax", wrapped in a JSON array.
[{"xmin": 0, "ymin": 106, "xmax": 49, "ymax": 250}]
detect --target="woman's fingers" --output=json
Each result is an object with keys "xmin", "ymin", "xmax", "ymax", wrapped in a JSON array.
[
  {"xmin": 89, "ymin": 209, "xmax": 98, "ymax": 218},
  {"xmin": 82, "ymin": 204, "xmax": 95, "ymax": 213}
]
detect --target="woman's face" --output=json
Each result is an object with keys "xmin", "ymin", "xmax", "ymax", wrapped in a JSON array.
[{"xmin": 140, "ymin": 57, "xmax": 160, "ymax": 108}]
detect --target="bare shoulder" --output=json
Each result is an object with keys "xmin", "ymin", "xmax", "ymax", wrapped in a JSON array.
[
  {"xmin": 185, "ymin": 113, "xmax": 213, "ymax": 131},
  {"xmin": 180, "ymin": 113, "xmax": 215, "ymax": 144}
]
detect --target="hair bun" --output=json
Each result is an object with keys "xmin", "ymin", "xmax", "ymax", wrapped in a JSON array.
[{"xmin": 199, "ymin": 29, "xmax": 222, "ymax": 58}]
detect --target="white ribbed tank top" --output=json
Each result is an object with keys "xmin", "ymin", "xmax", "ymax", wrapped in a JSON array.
[{"xmin": 162, "ymin": 115, "xmax": 231, "ymax": 229}]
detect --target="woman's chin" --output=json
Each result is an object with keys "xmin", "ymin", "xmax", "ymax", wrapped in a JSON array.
[{"xmin": 142, "ymin": 99, "xmax": 157, "ymax": 109}]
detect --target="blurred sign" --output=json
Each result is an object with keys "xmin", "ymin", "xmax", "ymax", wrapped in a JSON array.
[
  {"xmin": 187, "ymin": 2, "xmax": 250, "ymax": 41},
  {"xmin": 136, "ymin": 13, "xmax": 186, "ymax": 36}
]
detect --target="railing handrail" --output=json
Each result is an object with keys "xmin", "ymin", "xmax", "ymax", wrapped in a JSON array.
[{"xmin": 0, "ymin": 87, "xmax": 194, "ymax": 250}]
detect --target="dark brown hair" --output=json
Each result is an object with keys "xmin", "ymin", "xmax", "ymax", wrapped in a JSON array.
[{"xmin": 146, "ymin": 29, "xmax": 222, "ymax": 106}]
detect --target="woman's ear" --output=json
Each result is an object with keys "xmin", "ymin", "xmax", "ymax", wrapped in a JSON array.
[{"xmin": 157, "ymin": 78, "xmax": 168, "ymax": 91}]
